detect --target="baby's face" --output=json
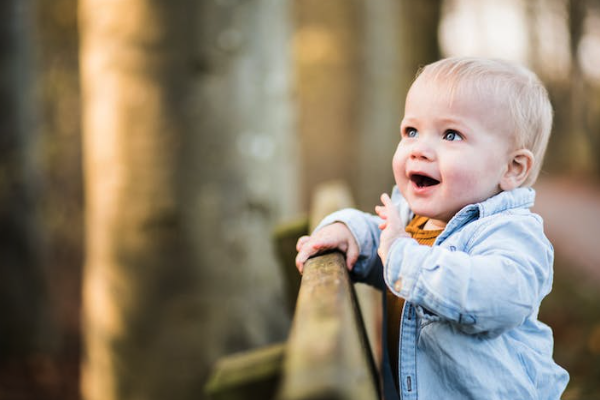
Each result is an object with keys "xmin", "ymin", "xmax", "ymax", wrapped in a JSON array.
[{"xmin": 392, "ymin": 78, "xmax": 514, "ymax": 228}]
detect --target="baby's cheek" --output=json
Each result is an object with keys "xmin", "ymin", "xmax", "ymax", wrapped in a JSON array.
[
  {"xmin": 391, "ymin": 152, "xmax": 406, "ymax": 185},
  {"xmin": 443, "ymin": 164, "xmax": 492, "ymax": 205}
]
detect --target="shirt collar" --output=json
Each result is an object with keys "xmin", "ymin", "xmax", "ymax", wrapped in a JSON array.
[{"xmin": 437, "ymin": 187, "xmax": 536, "ymax": 244}]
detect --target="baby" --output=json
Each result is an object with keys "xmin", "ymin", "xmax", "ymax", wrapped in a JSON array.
[{"xmin": 296, "ymin": 57, "xmax": 569, "ymax": 399}]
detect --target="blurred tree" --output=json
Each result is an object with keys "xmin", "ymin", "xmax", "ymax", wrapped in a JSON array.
[
  {"xmin": 295, "ymin": 0, "xmax": 442, "ymax": 211},
  {"xmin": 294, "ymin": 0, "xmax": 363, "ymax": 209},
  {"xmin": 397, "ymin": 0, "xmax": 443, "ymax": 92},
  {"xmin": 79, "ymin": 1, "xmax": 295, "ymax": 400},
  {"xmin": 540, "ymin": 0, "xmax": 600, "ymax": 176},
  {"xmin": 570, "ymin": 0, "xmax": 600, "ymax": 176},
  {"xmin": 191, "ymin": 0, "xmax": 297, "ymax": 384},
  {"xmin": 36, "ymin": 0, "xmax": 83, "ymax": 332},
  {"xmin": 357, "ymin": 0, "xmax": 442, "ymax": 209},
  {"xmin": 35, "ymin": 0, "xmax": 84, "ymax": 397},
  {"xmin": 587, "ymin": 1, "xmax": 600, "ymax": 177},
  {"xmin": 0, "ymin": 0, "xmax": 52, "ymax": 361},
  {"xmin": 564, "ymin": 0, "xmax": 594, "ymax": 172}
]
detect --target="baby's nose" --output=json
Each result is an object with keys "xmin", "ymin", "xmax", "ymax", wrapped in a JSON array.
[{"xmin": 410, "ymin": 140, "xmax": 435, "ymax": 160}]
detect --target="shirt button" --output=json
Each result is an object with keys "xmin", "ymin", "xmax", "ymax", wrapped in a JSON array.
[{"xmin": 394, "ymin": 279, "xmax": 403, "ymax": 292}]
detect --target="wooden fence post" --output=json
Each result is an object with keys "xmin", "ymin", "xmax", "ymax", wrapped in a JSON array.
[{"xmin": 277, "ymin": 181, "xmax": 380, "ymax": 400}]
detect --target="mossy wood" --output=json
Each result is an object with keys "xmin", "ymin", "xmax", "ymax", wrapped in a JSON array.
[
  {"xmin": 277, "ymin": 181, "xmax": 380, "ymax": 400},
  {"xmin": 274, "ymin": 218, "xmax": 309, "ymax": 314},
  {"xmin": 205, "ymin": 343, "xmax": 285, "ymax": 400},
  {"xmin": 277, "ymin": 251, "xmax": 379, "ymax": 400},
  {"xmin": 206, "ymin": 181, "xmax": 380, "ymax": 400}
]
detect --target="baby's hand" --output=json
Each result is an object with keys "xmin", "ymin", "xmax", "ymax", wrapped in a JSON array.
[
  {"xmin": 375, "ymin": 193, "xmax": 409, "ymax": 265},
  {"xmin": 295, "ymin": 222, "xmax": 359, "ymax": 274}
]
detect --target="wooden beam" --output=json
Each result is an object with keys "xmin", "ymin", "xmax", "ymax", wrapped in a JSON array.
[
  {"xmin": 205, "ymin": 343, "xmax": 285, "ymax": 400},
  {"xmin": 277, "ymin": 251, "xmax": 379, "ymax": 400}
]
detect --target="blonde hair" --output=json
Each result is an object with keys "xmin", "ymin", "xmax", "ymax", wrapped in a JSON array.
[{"xmin": 414, "ymin": 57, "xmax": 553, "ymax": 186}]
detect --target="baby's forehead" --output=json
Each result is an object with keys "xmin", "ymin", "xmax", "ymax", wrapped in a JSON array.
[
  {"xmin": 407, "ymin": 75, "xmax": 516, "ymax": 138},
  {"xmin": 411, "ymin": 74, "xmax": 508, "ymax": 112},
  {"xmin": 415, "ymin": 72, "xmax": 503, "ymax": 102}
]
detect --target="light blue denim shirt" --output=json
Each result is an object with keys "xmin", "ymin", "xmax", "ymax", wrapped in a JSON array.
[{"xmin": 317, "ymin": 187, "xmax": 569, "ymax": 400}]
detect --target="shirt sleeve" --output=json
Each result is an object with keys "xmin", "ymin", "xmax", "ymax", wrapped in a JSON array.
[
  {"xmin": 384, "ymin": 214, "xmax": 554, "ymax": 336},
  {"xmin": 314, "ymin": 208, "xmax": 385, "ymax": 288}
]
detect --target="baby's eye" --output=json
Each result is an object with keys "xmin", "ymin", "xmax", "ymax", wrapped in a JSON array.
[
  {"xmin": 404, "ymin": 127, "xmax": 418, "ymax": 138},
  {"xmin": 443, "ymin": 130, "xmax": 463, "ymax": 141}
]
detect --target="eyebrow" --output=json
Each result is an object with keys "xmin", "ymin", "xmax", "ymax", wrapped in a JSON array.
[
  {"xmin": 438, "ymin": 117, "xmax": 467, "ymax": 128},
  {"xmin": 401, "ymin": 116, "xmax": 467, "ymax": 129}
]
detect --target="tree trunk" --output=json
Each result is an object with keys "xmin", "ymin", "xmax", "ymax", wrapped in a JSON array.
[
  {"xmin": 191, "ymin": 0, "xmax": 297, "ymax": 356},
  {"xmin": 396, "ymin": 0, "xmax": 442, "ymax": 121},
  {"xmin": 566, "ymin": 0, "xmax": 594, "ymax": 173},
  {"xmin": 294, "ymin": 0, "xmax": 363, "ymax": 209},
  {"xmin": 79, "ymin": 1, "xmax": 295, "ymax": 399},
  {"xmin": 293, "ymin": 1, "xmax": 441, "ymax": 210},
  {"xmin": 544, "ymin": 0, "xmax": 597, "ymax": 175},
  {"xmin": 356, "ymin": 0, "xmax": 442, "ymax": 209},
  {"xmin": 0, "ymin": 0, "xmax": 49, "ymax": 360}
]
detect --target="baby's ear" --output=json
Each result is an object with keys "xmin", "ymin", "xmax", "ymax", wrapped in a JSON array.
[{"xmin": 500, "ymin": 149, "xmax": 534, "ymax": 191}]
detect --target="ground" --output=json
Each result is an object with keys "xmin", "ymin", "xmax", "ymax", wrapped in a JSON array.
[{"xmin": 535, "ymin": 177, "xmax": 600, "ymax": 399}]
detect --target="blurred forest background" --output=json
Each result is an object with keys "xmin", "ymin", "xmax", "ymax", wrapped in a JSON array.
[{"xmin": 1, "ymin": 0, "xmax": 599, "ymax": 399}]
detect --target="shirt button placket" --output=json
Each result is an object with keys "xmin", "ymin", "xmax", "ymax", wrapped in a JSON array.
[{"xmin": 400, "ymin": 304, "xmax": 418, "ymax": 399}]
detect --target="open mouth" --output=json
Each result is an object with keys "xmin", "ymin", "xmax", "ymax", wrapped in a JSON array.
[{"xmin": 410, "ymin": 173, "xmax": 440, "ymax": 188}]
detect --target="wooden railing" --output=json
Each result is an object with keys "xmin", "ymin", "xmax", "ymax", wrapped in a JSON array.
[
  {"xmin": 277, "ymin": 251, "xmax": 380, "ymax": 400},
  {"xmin": 277, "ymin": 180, "xmax": 380, "ymax": 400},
  {"xmin": 206, "ymin": 181, "xmax": 382, "ymax": 400}
]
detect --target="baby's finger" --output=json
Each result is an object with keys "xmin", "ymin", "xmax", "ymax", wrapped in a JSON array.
[
  {"xmin": 380, "ymin": 192, "xmax": 402, "ymax": 225},
  {"xmin": 375, "ymin": 205, "xmax": 387, "ymax": 218},
  {"xmin": 296, "ymin": 236, "xmax": 338, "ymax": 272},
  {"xmin": 380, "ymin": 192, "xmax": 392, "ymax": 207},
  {"xmin": 296, "ymin": 235, "xmax": 310, "ymax": 251},
  {"xmin": 310, "ymin": 236, "xmax": 340, "ymax": 251},
  {"xmin": 346, "ymin": 244, "xmax": 359, "ymax": 271},
  {"xmin": 295, "ymin": 248, "xmax": 313, "ymax": 273}
]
